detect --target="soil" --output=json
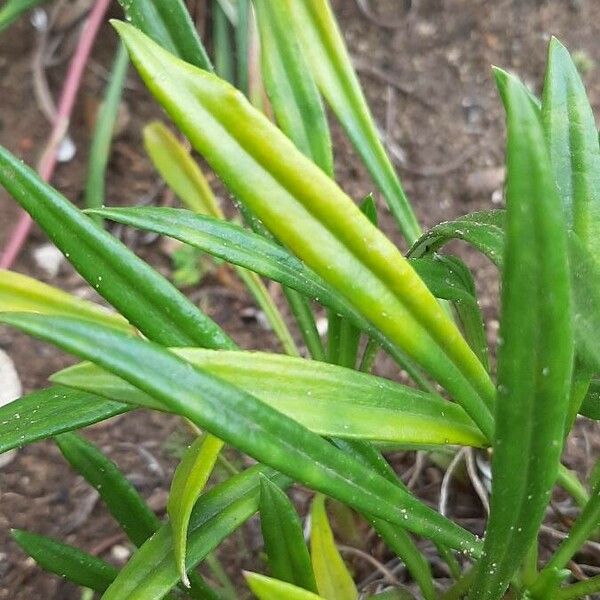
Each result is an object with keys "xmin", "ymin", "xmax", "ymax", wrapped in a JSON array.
[{"xmin": 1, "ymin": 0, "xmax": 600, "ymax": 598}]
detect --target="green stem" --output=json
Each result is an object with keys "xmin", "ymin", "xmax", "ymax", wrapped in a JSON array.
[
  {"xmin": 338, "ymin": 318, "xmax": 360, "ymax": 369},
  {"xmin": 84, "ymin": 42, "xmax": 129, "ymax": 225},
  {"xmin": 283, "ymin": 287, "xmax": 325, "ymax": 361},
  {"xmin": 557, "ymin": 464, "xmax": 590, "ymax": 508},
  {"xmin": 235, "ymin": 266, "xmax": 300, "ymax": 357},
  {"xmin": 234, "ymin": 0, "xmax": 250, "ymax": 96},
  {"xmin": 440, "ymin": 567, "xmax": 476, "ymax": 600},
  {"xmin": 327, "ymin": 310, "xmax": 342, "ymax": 363},
  {"xmin": 359, "ymin": 338, "xmax": 380, "ymax": 373},
  {"xmin": 213, "ymin": 0, "xmax": 234, "ymax": 83},
  {"xmin": 205, "ymin": 553, "xmax": 238, "ymax": 600},
  {"xmin": 555, "ymin": 575, "xmax": 600, "ymax": 600}
]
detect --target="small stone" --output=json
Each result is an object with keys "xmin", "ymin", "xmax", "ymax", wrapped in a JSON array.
[{"xmin": 33, "ymin": 243, "xmax": 63, "ymax": 278}]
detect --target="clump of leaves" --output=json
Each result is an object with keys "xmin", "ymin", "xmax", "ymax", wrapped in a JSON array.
[{"xmin": 0, "ymin": 1, "xmax": 599, "ymax": 599}]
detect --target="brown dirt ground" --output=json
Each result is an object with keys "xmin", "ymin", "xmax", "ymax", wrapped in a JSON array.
[{"xmin": 1, "ymin": 0, "xmax": 600, "ymax": 598}]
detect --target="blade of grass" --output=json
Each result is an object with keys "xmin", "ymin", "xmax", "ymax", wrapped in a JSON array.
[
  {"xmin": 287, "ymin": 0, "xmax": 420, "ymax": 243},
  {"xmin": 55, "ymin": 432, "xmax": 160, "ymax": 547},
  {"xmin": 234, "ymin": 0, "xmax": 250, "ymax": 96},
  {"xmin": 0, "ymin": 386, "xmax": 129, "ymax": 455},
  {"xmin": 310, "ymin": 495, "xmax": 358, "ymax": 600},
  {"xmin": 469, "ymin": 72, "xmax": 574, "ymax": 600},
  {"xmin": 245, "ymin": 572, "xmax": 326, "ymax": 600},
  {"xmin": 53, "ymin": 349, "xmax": 487, "ymax": 448},
  {"xmin": 0, "ymin": 269, "xmax": 130, "ymax": 332},
  {"xmin": 12, "ymin": 530, "xmax": 117, "ymax": 592},
  {"xmin": 168, "ymin": 433, "xmax": 224, "ymax": 587},
  {"xmin": 542, "ymin": 37, "xmax": 600, "ymax": 258},
  {"xmin": 213, "ymin": 0, "xmax": 234, "ymax": 83},
  {"xmin": 1, "ymin": 312, "xmax": 482, "ymax": 556},
  {"xmin": 259, "ymin": 474, "xmax": 318, "ymax": 592},
  {"xmin": 84, "ymin": 42, "xmax": 129, "ymax": 226}
]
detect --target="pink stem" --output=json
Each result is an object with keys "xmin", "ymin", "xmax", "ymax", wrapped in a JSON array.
[{"xmin": 0, "ymin": 0, "xmax": 112, "ymax": 270}]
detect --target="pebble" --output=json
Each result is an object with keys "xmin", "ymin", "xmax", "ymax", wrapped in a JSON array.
[{"xmin": 33, "ymin": 243, "xmax": 63, "ymax": 278}]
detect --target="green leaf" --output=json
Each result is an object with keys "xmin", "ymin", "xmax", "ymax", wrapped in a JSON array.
[
  {"xmin": 310, "ymin": 495, "xmax": 358, "ymax": 600},
  {"xmin": 245, "ymin": 572, "xmax": 326, "ymax": 600},
  {"xmin": 85, "ymin": 42, "xmax": 129, "ymax": 225},
  {"xmin": 0, "ymin": 386, "xmax": 129, "ymax": 455},
  {"xmin": 253, "ymin": 0, "xmax": 333, "ymax": 176},
  {"xmin": 213, "ymin": 0, "xmax": 234, "ymax": 83},
  {"xmin": 259, "ymin": 474, "xmax": 318, "ymax": 592},
  {"xmin": 12, "ymin": 529, "xmax": 117, "ymax": 592},
  {"xmin": 55, "ymin": 432, "xmax": 160, "ymax": 547},
  {"xmin": 0, "ymin": 0, "xmax": 47, "ymax": 32},
  {"xmin": 1, "ymin": 313, "xmax": 482, "ymax": 557},
  {"xmin": 408, "ymin": 210, "xmax": 505, "ymax": 268},
  {"xmin": 143, "ymin": 121, "xmax": 223, "ymax": 217},
  {"xmin": 103, "ymin": 465, "xmax": 291, "ymax": 599},
  {"xmin": 542, "ymin": 37, "xmax": 600, "ymax": 257},
  {"xmin": 411, "ymin": 256, "xmax": 488, "ymax": 370},
  {"xmin": 286, "ymin": 0, "xmax": 420, "ymax": 243},
  {"xmin": 117, "ymin": 0, "xmax": 212, "ymax": 70},
  {"xmin": 580, "ymin": 379, "xmax": 600, "ymax": 420},
  {"xmin": 113, "ymin": 20, "xmax": 495, "ymax": 438},
  {"xmin": 54, "ymin": 349, "xmax": 487, "ymax": 448},
  {"xmin": 234, "ymin": 0, "xmax": 250, "ymax": 96},
  {"xmin": 168, "ymin": 433, "xmax": 224, "ymax": 587},
  {"xmin": 0, "ymin": 145, "xmax": 235, "ymax": 349},
  {"xmin": 469, "ymin": 72, "xmax": 574, "ymax": 600},
  {"xmin": 0, "ymin": 268, "xmax": 130, "ymax": 332}
]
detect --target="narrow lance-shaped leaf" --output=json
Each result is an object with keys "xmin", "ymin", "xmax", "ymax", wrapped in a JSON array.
[
  {"xmin": 310, "ymin": 495, "xmax": 358, "ymax": 600},
  {"xmin": 12, "ymin": 530, "xmax": 117, "ymax": 593},
  {"xmin": 112, "ymin": 23, "xmax": 497, "ymax": 438},
  {"xmin": 85, "ymin": 42, "xmax": 129, "ymax": 225},
  {"xmin": 259, "ymin": 474, "xmax": 318, "ymax": 592},
  {"xmin": 54, "ymin": 349, "xmax": 487, "ymax": 448},
  {"xmin": 168, "ymin": 433, "xmax": 224, "ymax": 587},
  {"xmin": 117, "ymin": 0, "xmax": 212, "ymax": 71},
  {"xmin": 103, "ymin": 466, "xmax": 291, "ymax": 599},
  {"xmin": 253, "ymin": 0, "xmax": 333, "ymax": 177},
  {"xmin": 0, "ymin": 386, "xmax": 129, "ymax": 455},
  {"xmin": 55, "ymin": 432, "xmax": 160, "ymax": 547},
  {"xmin": 143, "ymin": 121, "xmax": 223, "ymax": 217},
  {"xmin": 245, "ymin": 572, "xmax": 327, "ymax": 600},
  {"xmin": 542, "ymin": 37, "xmax": 600, "ymax": 257},
  {"xmin": 0, "ymin": 146, "xmax": 235, "ymax": 349},
  {"xmin": 286, "ymin": 0, "xmax": 420, "ymax": 243},
  {"xmin": 213, "ymin": 0, "xmax": 234, "ymax": 83},
  {"xmin": 469, "ymin": 72, "xmax": 574, "ymax": 600},
  {"xmin": 0, "ymin": 268, "xmax": 130, "ymax": 332},
  {"xmin": 0, "ymin": 312, "xmax": 482, "ymax": 557}
]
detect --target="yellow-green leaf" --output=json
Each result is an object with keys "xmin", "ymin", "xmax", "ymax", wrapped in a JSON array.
[
  {"xmin": 310, "ymin": 495, "xmax": 357, "ymax": 600},
  {"xmin": 0, "ymin": 269, "xmax": 130, "ymax": 332},
  {"xmin": 143, "ymin": 121, "xmax": 223, "ymax": 218},
  {"xmin": 246, "ymin": 572, "xmax": 326, "ymax": 600},
  {"xmin": 167, "ymin": 433, "xmax": 224, "ymax": 587}
]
